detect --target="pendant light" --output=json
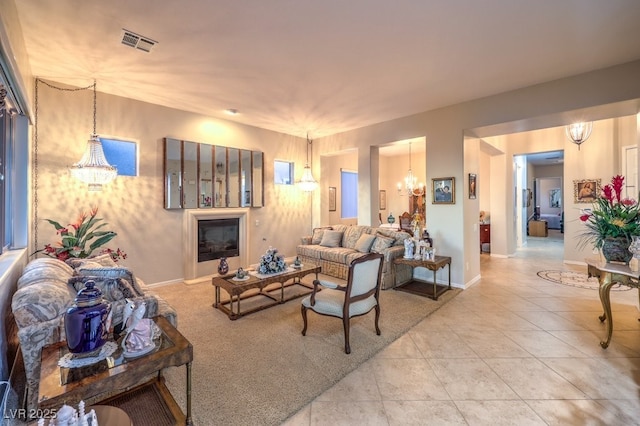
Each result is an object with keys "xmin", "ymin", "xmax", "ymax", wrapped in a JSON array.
[
  {"xmin": 69, "ymin": 80, "xmax": 117, "ymax": 190},
  {"xmin": 397, "ymin": 142, "xmax": 424, "ymax": 196},
  {"xmin": 565, "ymin": 121, "xmax": 593, "ymax": 150},
  {"xmin": 298, "ymin": 133, "xmax": 318, "ymax": 192}
]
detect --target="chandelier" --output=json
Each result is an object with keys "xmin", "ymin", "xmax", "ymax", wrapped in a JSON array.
[
  {"xmin": 397, "ymin": 142, "xmax": 424, "ymax": 196},
  {"xmin": 565, "ymin": 121, "xmax": 593, "ymax": 150},
  {"xmin": 297, "ymin": 133, "xmax": 318, "ymax": 192},
  {"xmin": 69, "ymin": 80, "xmax": 117, "ymax": 191}
]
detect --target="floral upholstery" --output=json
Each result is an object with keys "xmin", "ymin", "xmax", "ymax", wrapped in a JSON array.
[
  {"xmin": 296, "ymin": 225, "xmax": 412, "ymax": 289},
  {"xmin": 11, "ymin": 258, "xmax": 178, "ymax": 412}
]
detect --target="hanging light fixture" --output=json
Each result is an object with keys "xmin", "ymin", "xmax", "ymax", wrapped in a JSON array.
[
  {"xmin": 565, "ymin": 121, "xmax": 593, "ymax": 150},
  {"xmin": 397, "ymin": 142, "xmax": 424, "ymax": 196},
  {"xmin": 69, "ymin": 80, "xmax": 117, "ymax": 191},
  {"xmin": 298, "ymin": 133, "xmax": 318, "ymax": 192}
]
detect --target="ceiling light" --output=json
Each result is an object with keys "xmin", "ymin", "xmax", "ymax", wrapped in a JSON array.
[
  {"xmin": 297, "ymin": 133, "xmax": 318, "ymax": 192},
  {"xmin": 565, "ymin": 121, "xmax": 593, "ymax": 150},
  {"xmin": 69, "ymin": 81, "xmax": 117, "ymax": 191},
  {"xmin": 225, "ymin": 109, "xmax": 239, "ymax": 115},
  {"xmin": 397, "ymin": 142, "xmax": 424, "ymax": 196}
]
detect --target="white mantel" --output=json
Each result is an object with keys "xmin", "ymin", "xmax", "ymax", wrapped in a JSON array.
[{"xmin": 183, "ymin": 208, "xmax": 249, "ymax": 284}]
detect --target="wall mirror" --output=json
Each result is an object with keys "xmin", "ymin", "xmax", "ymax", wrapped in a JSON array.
[{"xmin": 164, "ymin": 138, "xmax": 263, "ymax": 209}]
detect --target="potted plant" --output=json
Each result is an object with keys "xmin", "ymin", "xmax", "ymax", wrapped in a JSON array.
[{"xmin": 578, "ymin": 175, "xmax": 640, "ymax": 264}]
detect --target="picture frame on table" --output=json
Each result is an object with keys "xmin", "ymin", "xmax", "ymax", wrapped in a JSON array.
[
  {"xmin": 379, "ymin": 190, "xmax": 386, "ymax": 210},
  {"xmin": 329, "ymin": 186, "xmax": 336, "ymax": 211},
  {"xmin": 433, "ymin": 177, "xmax": 455, "ymax": 204},
  {"xmin": 573, "ymin": 178, "xmax": 601, "ymax": 203},
  {"xmin": 468, "ymin": 173, "xmax": 477, "ymax": 199}
]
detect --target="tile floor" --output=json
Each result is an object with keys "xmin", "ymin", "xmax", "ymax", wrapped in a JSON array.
[{"xmin": 283, "ymin": 232, "xmax": 640, "ymax": 425}]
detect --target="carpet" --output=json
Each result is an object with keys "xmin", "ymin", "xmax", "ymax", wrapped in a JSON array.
[
  {"xmin": 152, "ymin": 276, "xmax": 460, "ymax": 426},
  {"xmin": 536, "ymin": 270, "xmax": 631, "ymax": 291}
]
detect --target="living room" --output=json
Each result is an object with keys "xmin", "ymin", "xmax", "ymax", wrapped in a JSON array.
[{"xmin": 2, "ymin": 1, "xmax": 640, "ymax": 424}]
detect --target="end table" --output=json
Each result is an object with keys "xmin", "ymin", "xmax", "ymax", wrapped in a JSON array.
[{"xmin": 393, "ymin": 256, "xmax": 452, "ymax": 300}]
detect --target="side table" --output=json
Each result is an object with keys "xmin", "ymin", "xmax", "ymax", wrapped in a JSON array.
[{"xmin": 393, "ymin": 256, "xmax": 452, "ymax": 300}]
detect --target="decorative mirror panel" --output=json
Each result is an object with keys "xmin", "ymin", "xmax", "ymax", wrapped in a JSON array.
[{"xmin": 164, "ymin": 138, "xmax": 263, "ymax": 209}]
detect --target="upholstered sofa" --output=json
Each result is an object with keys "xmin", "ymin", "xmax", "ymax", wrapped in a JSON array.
[
  {"xmin": 296, "ymin": 224, "xmax": 413, "ymax": 290},
  {"xmin": 10, "ymin": 255, "xmax": 177, "ymax": 411}
]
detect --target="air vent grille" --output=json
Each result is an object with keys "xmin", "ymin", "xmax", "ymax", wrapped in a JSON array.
[{"xmin": 121, "ymin": 29, "xmax": 157, "ymax": 52}]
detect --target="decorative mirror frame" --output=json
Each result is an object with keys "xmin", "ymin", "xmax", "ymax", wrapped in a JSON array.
[{"xmin": 163, "ymin": 137, "xmax": 264, "ymax": 209}]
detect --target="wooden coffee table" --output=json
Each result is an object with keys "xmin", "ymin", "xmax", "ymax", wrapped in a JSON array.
[
  {"xmin": 37, "ymin": 316, "xmax": 193, "ymax": 425},
  {"xmin": 212, "ymin": 264, "xmax": 321, "ymax": 319}
]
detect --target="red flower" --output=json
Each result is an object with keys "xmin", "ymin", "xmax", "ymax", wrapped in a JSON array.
[
  {"xmin": 602, "ymin": 185, "xmax": 614, "ymax": 204},
  {"xmin": 580, "ymin": 214, "xmax": 591, "ymax": 222},
  {"xmin": 621, "ymin": 198, "xmax": 636, "ymax": 206},
  {"xmin": 611, "ymin": 175, "xmax": 624, "ymax": 202}
]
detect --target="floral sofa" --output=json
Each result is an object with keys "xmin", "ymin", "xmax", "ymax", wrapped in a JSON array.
[
  {"xmin": 10, "ymin": 255, "xmax": 177, "ymax": 411},
  {"xmin": 296, "ymin": 225, "xmax": 413, "ymax": 290}
]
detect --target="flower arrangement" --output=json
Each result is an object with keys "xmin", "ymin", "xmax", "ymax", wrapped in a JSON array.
[
  {"xmin": 578, "ymin": 175, "xmax": 640, "ymax": 250},
  {"xmin": 33, "ymin": 207, "xmax": 127, "ymax": 262},
  {"xmin": 258, "ymin": 247, "xmax": 286, "ymax": 274}
]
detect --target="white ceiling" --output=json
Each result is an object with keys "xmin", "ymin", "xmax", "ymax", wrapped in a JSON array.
[{"xmin": 13, "ymin": 0, "xmax": 640, "ymax": 138}]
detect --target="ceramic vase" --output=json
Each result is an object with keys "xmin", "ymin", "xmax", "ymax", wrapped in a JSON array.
[
  {"xmin": 218, "ymin": 257, "xmax": 229, "ymax": 275},
  {"xmin": 387, "ymin": 213, "xmax": 395, "ymax": 224},
  {"xmin": 602, "ymin": 236, "xmax": 633, "ymax": 265},
  {"xmin": 64, "ymin": 280, "xmax": 111, "ymax": 355}
]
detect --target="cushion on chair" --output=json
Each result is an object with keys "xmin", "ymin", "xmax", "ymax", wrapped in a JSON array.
[
  {"xmin": 319, "ymin": 230, "xmax": 344, "ymax": 248},
  {"xmin": 351, "ymin": 256, "xmax": 383, "ymax": 296},
  {"xmin": 301, "ymin": 288, "xmax": 377, "ymax": 318}
]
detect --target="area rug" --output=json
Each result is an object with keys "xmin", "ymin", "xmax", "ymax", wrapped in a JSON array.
[
  {"xmin": 152, "ymin": 277, "xmax": 460, "ymax": 426},
  {"xmin": 536, "ymin": 270, "xmax": 631, "ymax": 291}
]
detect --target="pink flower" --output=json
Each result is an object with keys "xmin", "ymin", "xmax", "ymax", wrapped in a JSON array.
[
  {"xmin": 579, "ymin": 214, "xmax": 591, "ymax": 222},
  {"xmin": 621, "ymin": 198, "xmax": 637, "ymax": 206},
  {"xmin": 611, "ymin": 175, "xmax": 624, "ymax": 202}
]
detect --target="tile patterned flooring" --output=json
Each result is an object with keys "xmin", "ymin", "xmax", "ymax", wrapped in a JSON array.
[{"xmin": 283, "ymin": 233, "xmax": 640, "ymax": 425}]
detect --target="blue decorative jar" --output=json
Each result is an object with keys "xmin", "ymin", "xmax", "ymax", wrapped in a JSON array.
[
  {"xmin": 387, "ymin": 213, "xmax": 395, "ymax": 224},
  {"xmin": 64, "ymin": 280, "xmax": 111, "ymax": 355}
]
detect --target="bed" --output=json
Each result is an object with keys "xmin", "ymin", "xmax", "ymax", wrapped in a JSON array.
[{"xmin": 540, "ymin": 213, "xmax": 562, "ymax": 230}]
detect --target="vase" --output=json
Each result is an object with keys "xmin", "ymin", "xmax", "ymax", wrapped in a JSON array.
[
  {"xmin": 602, "ymin": 236, "xmax": 633, "ymax": 264},
  {"xmin": 64, "ymin": 280, "xmax": 112, "ymax": 355},
  {"xmin": 387, "ymin": 213, "xmax": 395, "ymax": 224},
  {"xmin": 218, "ymin": 257, "xmax": 229, "ymax": 275}
]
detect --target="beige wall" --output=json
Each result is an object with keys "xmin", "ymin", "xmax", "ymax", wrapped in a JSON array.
[{"xmin": 33, "ymin": 82, "xmax": 312, "ymax": 284}]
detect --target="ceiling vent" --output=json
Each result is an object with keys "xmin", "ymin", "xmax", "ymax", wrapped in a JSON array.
[{"xmin": 121, "ymin": 29, "xmax": 157, "ymax": 53}]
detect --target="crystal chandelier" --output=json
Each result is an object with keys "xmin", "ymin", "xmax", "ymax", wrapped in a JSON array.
[
  {"xmin": 69, "ymin": 81, "xmax": 117, "ymax": 191},
  {"xmin": 397, "ymin": 142, "xmax": 424, "ymax": 196},
  {"xmin": 298, "ymin": 133, "xmax": 318, "ymax": 192},
  {"xmin": 565, "ymin": 121, "xmax": 593, "ymax": 150}
]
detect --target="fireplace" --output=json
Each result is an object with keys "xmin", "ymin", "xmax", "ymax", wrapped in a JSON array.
[
  {"xmin": 198, "ymin": 218, "xmax": 239, "ymax": 262},
  {"xmin": 184, "ymin": 208, "xmax": 249, "ymax": 283}
]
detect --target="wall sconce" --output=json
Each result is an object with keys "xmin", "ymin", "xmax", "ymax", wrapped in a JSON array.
[{"xmin": 565, "ymin": 121, "xmax": 593, "ymax": 150}]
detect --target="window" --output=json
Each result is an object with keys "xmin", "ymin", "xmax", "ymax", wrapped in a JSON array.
[
  {"xmin": 274, "ymin": 160, "xmax": 294, "ymax": 185},
  {"xmin": 341, "ymin": 169, "xmax": 358, "ymax": 219},
  {"xmin": 100, "ymin": 137, "xmax": 138, "ymax": 176}
]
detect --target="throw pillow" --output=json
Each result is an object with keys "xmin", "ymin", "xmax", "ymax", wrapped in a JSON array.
[
  {"xmin": 75, "ymin": 266, "xmax": 145, "ymax": 297},
  {"xmin": 354, "ymin": 234, "xmax": 376, "ymax": 253},
  {"xmin": 311, "ymin": 227, "xmax": 332, "ymax": 245},
  {"xmin": 319, "ymin": 230, "xmax": 344, "ymax": 248},
  {"xmin": 371, "ymin": 234, "xmax": 395, "ymax": 253},
  {"xmin": 66, "ymin": 253, "xmax": 118, "ymax": 269},
  {"xmin": 68, "ymin": 275, "xmax": 138, "ymax": 302}
]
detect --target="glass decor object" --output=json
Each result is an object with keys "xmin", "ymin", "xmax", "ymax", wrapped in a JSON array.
[
  {"xmin": 628, "ymin": 235, "xmax": 640, "ymax": 258},
  {"xmin": 387, "ymin": 213, "xmax": 395, "ymax": 224},
  {"xmin": 64, "ymin": 280, "xmax": 112, "ymax": 355}
]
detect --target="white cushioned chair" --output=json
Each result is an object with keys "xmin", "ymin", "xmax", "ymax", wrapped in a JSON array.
[{"xmin": 300, "ymin": 252, "xmax": 384, "ymax": 354}]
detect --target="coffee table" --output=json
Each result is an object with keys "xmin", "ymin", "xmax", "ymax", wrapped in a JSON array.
[
  {"xmin": 212, "ymin": 263, "xmax": 321, "ymax": 319},
  {"xmin": 37, "ymin": 316, "xmax": 193, "ymax": 425}
]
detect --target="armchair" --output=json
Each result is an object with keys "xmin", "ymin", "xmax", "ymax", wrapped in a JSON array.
[{"xmin": 300, "ymin": 253, "xmax": 384, "ymax": 354}]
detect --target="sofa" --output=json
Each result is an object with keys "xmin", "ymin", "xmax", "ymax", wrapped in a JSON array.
[
  {"xmin": 296, "ymin": 224, "xmax": 413, "ymax": 290},
  {"xmin": 10, "ymin": 255, "xmax": 177, "ymax": 412}
]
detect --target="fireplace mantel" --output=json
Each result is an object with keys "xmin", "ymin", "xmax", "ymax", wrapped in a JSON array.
[{"xmin": 183, "ymin": 208, "xmax": 249, "ymax": 283}]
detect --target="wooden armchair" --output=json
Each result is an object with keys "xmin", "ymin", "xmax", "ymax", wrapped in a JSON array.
[
  {"xmin": 300, "ymin": 253, "xmax": 384, "ymax": 354},
  {"xmin": 399, "ymin": 211, "xmax": 413, "ymax": 236}
]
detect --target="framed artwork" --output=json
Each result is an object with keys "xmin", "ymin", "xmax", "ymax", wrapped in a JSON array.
[
  {"xmin": 468, "ymin": 173, "xmax": 477, "ymax": 199},
  {"xmin": 432, "ymin": 177, "xmax": 455, "ymax": 204},
  {"xmin": 379, "ymin": 190, "xmax": 386, "ymax": 210},
  {"xmin": 329, "ymin": 186, "xmax": 336, "ymax": 211},
  {"xmin": 549, "ymin": 188, "xmax": 561, "ymax": 208},
  {"xmin": 573, "ymin": 178, "xmax": 601, "ymax": 203}
]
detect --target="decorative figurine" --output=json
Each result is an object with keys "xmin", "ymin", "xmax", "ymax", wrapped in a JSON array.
[
  {"xmin": 293, "ymin": 256, "xmax": 302, "ymax": 267},
  {"xmin": 121, "ymin": 299, "xmax": 155, "ymax": 357},
  {"xmin": 38, "ymin": 400, "xmax": 97, "ymax": 426},
  {"xmin": 235, "ymin": 267, "xmax": 246, "ymax": 279},
  {"xmin": 403, "ymin": 238, "xmax": 414, "ymax": 259}
]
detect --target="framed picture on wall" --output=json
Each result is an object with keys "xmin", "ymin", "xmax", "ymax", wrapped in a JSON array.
[
  {"xmin": 468, "ymin": 173, "xmax": 477, "ymax": 199},
  {"xmin": 432, "ymin": 177, "xmax": 455, "ymax": 204},
  {"xmin": 329, "ymin": 186, "xmax": 336, "ymax": 211},
  {"xmin": 379, "ymin": 190, "xmax": 386, "ymax": 210},
  {"xmin": 573, "ymin": 178, "xmax": 601, "ymax": 203}
]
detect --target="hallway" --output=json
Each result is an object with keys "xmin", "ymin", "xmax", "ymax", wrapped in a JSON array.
[{"xmin": 285, "ymin": 232, "xmax": 640, "ymax": 425}]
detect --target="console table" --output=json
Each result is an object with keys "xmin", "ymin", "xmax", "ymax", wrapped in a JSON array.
[
  {"xmin": 585, "ymin": 258, "xmax": 640, "ymax": 348},
  {"xmin": 393, "ymin": 256, "xmax": 452, "ymax": 300}
]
